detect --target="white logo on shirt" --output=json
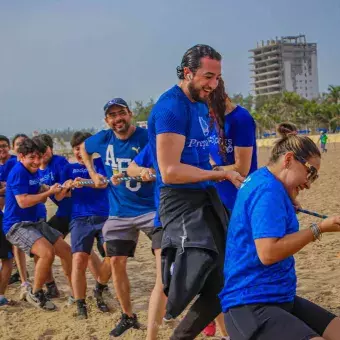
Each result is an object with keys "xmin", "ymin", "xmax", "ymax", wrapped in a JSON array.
[
  {"xmin": 104, "ymin": 145, "xmax": 141, "ymax": 192},
  {"xmin": 198, "ymin": 117, "xmax": 210, "ymax": 137},
  {"xmin": 29, "ymin": 179, "xmax": 40, "ymax": 185}
]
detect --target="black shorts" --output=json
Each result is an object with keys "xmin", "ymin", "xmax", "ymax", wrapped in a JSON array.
[
  {"xmin": 0, "ymin": 216, "xmax": 13, "ymax": 259},
  {"xmin": 225, "ymin": 296, "xmax": 336, "ymax": 340},
  {"xmin": 151, "ymin": 227, "xmax": 163, "ymax": 253},
  {"xmin": 47, "ymin": 215, "xmax": 70, "ymax": 238}
]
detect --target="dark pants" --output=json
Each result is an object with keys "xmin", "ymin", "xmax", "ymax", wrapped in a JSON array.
[{"xmin": 169, "ymin": 206, "xmax": 226, "ymax": 340}]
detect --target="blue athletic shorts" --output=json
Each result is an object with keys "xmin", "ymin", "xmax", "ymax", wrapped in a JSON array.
[{"xmin": 70, "ymin": 216, "xmax": 107, "ymax": 255}]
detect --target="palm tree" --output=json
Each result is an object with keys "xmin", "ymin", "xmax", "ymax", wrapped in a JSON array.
[{"xmin": 327, "ymin": 85, "xmax": 340, "ymax": 104}]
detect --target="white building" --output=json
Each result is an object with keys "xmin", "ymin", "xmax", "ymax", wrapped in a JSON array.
[{"xmin": 250, "ymin": 35, "xmax": 319, "ymax": 100}]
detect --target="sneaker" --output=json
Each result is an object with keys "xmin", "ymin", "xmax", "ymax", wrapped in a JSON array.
[
  {"xmin": 109, "ymin": 313, "xmax": 140, "ymax": 337},
  {"xmin": 93, "ymin": 288, "xmax": 109, "ymax": 313},
  {"xmin": 45, "ymin": 281, "xmax": 60, "ymax": 299},
  {"xmin": 0, "ymin": 297, "xmax": 9, "ymax": 306},
  {"xmin": 19, "ymin": 282, "xmax": 31, "ymax": 301},
  {"xmin": 9, "ymin": 271, "xmax": 20, "ymax": 285},
  {"xmin": 203, "ymin": 321, "xmax": 216, "ymax": 337},
  {"xmin": 76, "ymin": 300, "xmax": 88, "ymax": 320},
  {"xmin": 26, "ymin": 288, "xmax": 56, "ymax": 311},
  {"xmin": 67, "ymin": 296, "xmax": 76, "ymax": 305}
]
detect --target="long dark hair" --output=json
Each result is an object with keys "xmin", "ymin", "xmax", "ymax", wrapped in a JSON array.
[
  {"xmin": 209, "ymin": 78, "xmax": 228, "ymax": 161},
  {"xmin": 176, "ymin": 44, "xmax": 222, "ymax": 79}
]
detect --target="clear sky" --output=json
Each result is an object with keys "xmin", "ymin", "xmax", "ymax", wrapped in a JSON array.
[{"xmin": 1, "ymin": 0, "xmax": 339, "ymax": 136}]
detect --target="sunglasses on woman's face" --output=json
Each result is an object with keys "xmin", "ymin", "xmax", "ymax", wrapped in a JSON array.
[{"xmin": 294, "ymin": 156, "xmax": 319, "ymax": 183}]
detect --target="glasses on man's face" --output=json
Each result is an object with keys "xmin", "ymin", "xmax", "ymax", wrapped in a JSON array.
[
  {"xmin": 0, "ymin": 144, "xmax": 9, "ymax": 149},
  {"xmin": 106, "ymin": 111, "xmax": 128, "ymax": 119},
  {"xmin": 294, "ymin": 155, "xmax": 319, "ymax": 183}
]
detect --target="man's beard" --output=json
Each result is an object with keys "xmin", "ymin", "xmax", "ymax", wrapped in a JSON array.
[{"xmin": 188, "ymin": 82, "xmax": 207, "ymax": 103}]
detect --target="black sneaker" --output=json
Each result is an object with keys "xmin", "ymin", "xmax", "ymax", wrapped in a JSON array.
[
  {"xmin": 109, "ymin": 313, "xmax": 140, "ymax": 337},
  {"xmin": 45, "ymin": 281, "xmax": 60, "ymax": 299},
  {"xmin": 9, "ymin": 271, "xmax": 20, "ymax": 285},
  {"xmin": 93, "ymin": 288, "xmax": 109, "ymax": 313},
  {"xmin": 76, "ymin": 300, "xmax": 88, "ymax": 320},
  {"xmin": 26, "ymin": 288, "xmax": 56, "ymax": 311}
]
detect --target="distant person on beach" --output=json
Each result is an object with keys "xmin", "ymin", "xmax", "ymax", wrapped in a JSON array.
[
  {"xmin": 318, "ymin": 131, "xmax": 328, "ymax": 153},
  {"xmin": 220, "ymin": 130, "xmax": 340, "ymax": 340}
]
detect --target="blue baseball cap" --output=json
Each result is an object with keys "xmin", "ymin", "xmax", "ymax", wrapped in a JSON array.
[{"xmin": 103, "ymin": 98, "xmax": 129, "ymax": 113}]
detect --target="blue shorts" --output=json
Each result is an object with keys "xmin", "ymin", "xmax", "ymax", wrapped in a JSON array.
[{"xmin": 70, "ymin": 216, "xmax": 107, "ymax": 255}]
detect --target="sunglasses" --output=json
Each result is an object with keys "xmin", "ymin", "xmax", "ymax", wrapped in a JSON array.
[{"xmin": 294, "ymin": 156, "xmax": 319, "ymax": 183}]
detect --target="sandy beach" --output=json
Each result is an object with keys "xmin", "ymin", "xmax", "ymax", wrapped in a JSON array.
[{"xmin": 1, "ymin": 145, "xmax": 340, "ymax": 340}]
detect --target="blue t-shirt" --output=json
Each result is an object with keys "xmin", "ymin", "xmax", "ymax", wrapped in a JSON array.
[
  {"xmin": 3, "ymin": 162, "xmax": 43, "ymax": 234},
  {"xmin": 38, "ymin": 155, "xmax": 72, "ymax": 218},
  {"xmin": 84, "ymin": 127, "xmax": 155, "ymax": 217},
  {"xmin": 219, "ymin": 167, "xmax": 299, "ymax": 311},
  {"xmin": 133, "ymin": 144, "xmax": 161, "ymax": 227},
  {"xmin": 210, "ymin": 105, "xmax": 258, "ymax": 210},
  {"xmin": 0, "ymin": 156, "xmax": 46, "ymax": 219},
  {"xmin": 148, "ymin": 85, "xmax": 213, "ymax": 190},
  {"xmin": 61, "ymin": 158, "xmax": 109, "ymax": 220},
  {"xmin": 0, "ymin": 155, "xmax": 17, "ymax": 183}
]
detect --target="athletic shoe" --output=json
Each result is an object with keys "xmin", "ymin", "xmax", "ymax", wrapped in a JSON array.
[
  {"xmin": 67, "ymin": 296, "xmax": 76, "ymax": 305},
  {"xmin": 45, "ymin": 281, "xmax": 60, "ymax": 299},
  {"xmin": 26, "ymin": 288, "xmax": 56, "ymax": 311},
  {"xmin": 76, "ymin": 300, "xmax": 88, "ymax": 320},
  {"xmin": 203, "ymin": 321, "xmax": 216, "ymax": 336},
  {"xmin": 19, "ymin": 282, "xmax": 31, "ymax": 301},
  {"xmin": 109, "ymin": 313, "xmax": 140, "ymax": 337},
  {"xmin": 93, "ymin": 288, "xmax": 109, "ymax": 313},
  {"xmin": 9, "ymin": 271, "xmax": 20, "ymax": 285},
  {"xmin": 0, "ymin": 297, "xmax": 9, "ymax": 306}
]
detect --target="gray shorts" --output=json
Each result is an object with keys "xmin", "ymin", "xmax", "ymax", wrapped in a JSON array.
[
  {"xmin": 6, "ymin": 220, "xmax": 62, "ymax": 256},
  {"xmin": 103, "ymin": 211, "xmax": 155, "ymax": 257}
]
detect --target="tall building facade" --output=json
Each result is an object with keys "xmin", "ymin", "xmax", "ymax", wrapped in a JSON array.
[{"xmin": 250, "ymin": 35, "xmax": 319, "ymax": 100}]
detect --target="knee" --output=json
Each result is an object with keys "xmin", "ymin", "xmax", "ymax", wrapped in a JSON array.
[
  {"xmin": 73, "ymin": 253, "xmax": 88, "ymax": 271},
  {"xmin": 110, "ymin": 257, "xmax": 127, "ymax": 271},
  {"xmin": 43, "ymin": 247, "xmax": 55, "ymax": 263}
]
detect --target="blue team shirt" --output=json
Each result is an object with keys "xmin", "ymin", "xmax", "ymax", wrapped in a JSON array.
[
  {"xmin": 148, "ymin": 85, "xmax": 213, "ymax": 190},
  {"xmin": 210, "ymin": 105, "xmax": 258, "ymax": 210},
  {"xmin": 61, "ymin": 158, "xmax": 109, "ymax": 220},
  {"xmin": 0, "ymin": 155, "xmax": 17, "ymax": 183},
  {"xmin": 219, "ymin": 167, "xmax": 298, "ymax": 311},
  {"xmin": 84, "ymin": 127, "xmax": 155, "ymax": 217},
  {"xmin": 133, "ymin": 144, "xmax": 161, "ymax": 227},
  {"xmin": 3, "ymin": 162, "xmax": 43, "ymax": 234},
  {"xmin": 38, "ymin": 155, "xmax": 72, "ymax": 218},
  {"xmin": 0, "ymin": 156, "xmax": 46, "ymax": 219}
]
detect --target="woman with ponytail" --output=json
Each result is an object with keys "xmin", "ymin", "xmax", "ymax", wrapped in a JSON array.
[{"xmin": 209, "ymin": 78, "xmax": 258, "ymax": 211}]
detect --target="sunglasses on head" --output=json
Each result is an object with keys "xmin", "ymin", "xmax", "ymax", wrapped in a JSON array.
[{"xmin": 294, "ymin": 155, "xmax": 319, "ymax": 183}]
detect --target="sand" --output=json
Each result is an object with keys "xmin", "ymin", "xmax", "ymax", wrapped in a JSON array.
[{"xmin": 1, "ymin": 146, "xmax": 340, "ymax": 340}]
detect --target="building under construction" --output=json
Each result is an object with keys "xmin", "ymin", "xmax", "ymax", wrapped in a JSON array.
[{"xmin": 249, "ymin": 35, "xmax": 319, "ymax": 99}]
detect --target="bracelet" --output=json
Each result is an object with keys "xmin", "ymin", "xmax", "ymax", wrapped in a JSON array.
[
  {"xmin": 212, "ymin": 165, "xmax": 221, "ymax": 171},
  {"xmin": 310, "ymin": 223, "xmax": 322, "ymax": 241}
]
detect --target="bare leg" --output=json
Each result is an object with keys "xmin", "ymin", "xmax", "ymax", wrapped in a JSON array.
[
  {"xmin": 13, "ymin": 246, "xmax": 28, "ymax": 283},
  {"xmin": 215, "ymin": 313, "xmax": 228, "ymax": 337},
  {"xmin": 323, "ymin": 317, "xmax": 340, "ymax": 340},
  {"xmin": 147, "ymin": 249, "xmax": 167, "ymax": 340},
  {"xmin": 88, "ymin": 251, "xmax": 111, "ymax": 284},
  {"xmin": 30, "ymin": 238, "xmax": 55, "ymax": 293},
  {"xmin": 53, "ymin": 237, "xmax": 73, "ymax": 291},
  {"xmin": 72, "ymin": 252, "xmax": 89, "ymax": 299},
  {"xmin": 0, "ymin": 258, "xmax": 13, "ymax": 295},
  {"xmin": 110, "ymin": 256, "xmax": 132, "ymax": 316}
]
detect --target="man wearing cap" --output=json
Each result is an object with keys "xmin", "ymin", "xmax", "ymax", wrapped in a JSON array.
[{"xmin": 80, "ymin": 98, "xmax": 156, "ymax": 337}]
